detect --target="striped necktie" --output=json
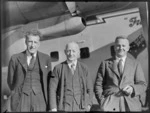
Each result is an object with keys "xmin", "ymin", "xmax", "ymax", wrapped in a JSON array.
[
  {"xmin": 71, "ymin": 63, "xmax": 75, "ymax": 75},
  {"xmin": 118, "ymin": 59, "xmax": 123, "ymax": 75},
  {"xmin": 28, "ymin": 54, "xmax": 36, "ymax": 70}
]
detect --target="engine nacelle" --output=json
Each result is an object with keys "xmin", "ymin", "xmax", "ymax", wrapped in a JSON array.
[{"xmin": 39, "ymin": 17, "xmax": 86, "ymax": 40}]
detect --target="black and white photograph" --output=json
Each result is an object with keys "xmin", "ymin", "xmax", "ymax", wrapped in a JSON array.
[{"xmin": 1, "ymin": 1, "xmax": 149, "ymax": 112}]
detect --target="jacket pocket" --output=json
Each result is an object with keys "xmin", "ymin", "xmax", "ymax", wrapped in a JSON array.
[
  {"xmin": 10, "ymin": 90, "xmax": 21, "ymax": 111},
  {"xmin": 100, "ymin": 95, "xmax": 105, "ymax": 106}
]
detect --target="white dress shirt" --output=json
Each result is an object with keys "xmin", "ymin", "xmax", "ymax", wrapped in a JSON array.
[
  {"xmin": 67, "ymin": 60, "xmax": 77, "ymax": 70},
  {"xmin": 26, "ymin": 51, "xmax": 37, "ymax": 66}
]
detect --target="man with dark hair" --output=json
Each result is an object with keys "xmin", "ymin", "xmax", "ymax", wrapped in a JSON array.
[
  {"xmin": 49, "ymin": 42, "xmax": 93, "ymax": 112},
  {"xmin": 7, "ymin": 29, "xmax": 51, "ymax": 111},
  {"xmin": 94, "ymin": 36, "xmax": 147, "ymax": 111}
]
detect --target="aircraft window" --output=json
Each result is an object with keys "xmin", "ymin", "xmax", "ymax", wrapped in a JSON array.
[
  {"xmin": 80, "ymin": 47, "xmax": 90, "ymax": 59},
  {"xmin": 50, "ymin": 51, "xmax": 59, "ymax": 62}
]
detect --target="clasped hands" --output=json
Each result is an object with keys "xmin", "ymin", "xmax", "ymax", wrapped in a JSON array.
[
  {"xmin": 114, "ymin": 85, "xmax": 134, "ymax": 97},
  {"xmin": 122, "ymin": 85, "xmax": 133, "ymax": 96}
]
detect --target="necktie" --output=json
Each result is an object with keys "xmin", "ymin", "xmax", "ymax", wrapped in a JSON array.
[
  {"xmin": 118, "ymin": 59, "xmax": 123, "ymax": 75},
  {"xmin": 71, "ymin": 63, "xmax": 75, "ymax": 75},
  {"xmin": 28, "ymin": 54, "xmax": 35, "ymax": 70}
]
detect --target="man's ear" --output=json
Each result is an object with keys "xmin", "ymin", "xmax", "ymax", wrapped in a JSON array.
[
  {"xmin": 25, "ymin": 38, "xmax": 27, "ymax": 45},
  {"xmin": 38, "ymin": 42, "xmax": 40, "ymax": 47},
  {"xmin": 64, "ymin": 50, "xmax": 66, "ymax": 55},
  {"xmin": 77, "ymin": 50, "xmax": 80, "ymax": 58},
  {"xmin": 127, "ymin": 45, "xmax": 130, "ymax": 51}
]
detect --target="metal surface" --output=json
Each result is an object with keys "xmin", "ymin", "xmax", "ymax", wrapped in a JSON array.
[{"xmin": 3, "ymin": 1, "xmax": 133, "ymax": 28}]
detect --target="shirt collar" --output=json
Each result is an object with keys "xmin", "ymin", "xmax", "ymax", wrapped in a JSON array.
[
  {"xmin": 26, "ymin": 50, "xmax": 37, "ymax": 58},
  {"xmin": 115, "ymin": 55, "xmax": 127, "ymax": 63},
  {"xmin": 67, "ymin": 60, "xmax": 77, "ymax": 69}
]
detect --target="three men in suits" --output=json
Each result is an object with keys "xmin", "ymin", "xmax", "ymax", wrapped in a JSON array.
[
  {"xmin": 49, "ymin": 42, "xmax": 93, "ymax": 111},
  {"xmin": 94, "ymin": 36, "xmax": 147, "ymax": 111},
  {"xmin": 7, "ymin": 30, "xmax": 51, "ymax": 111}
]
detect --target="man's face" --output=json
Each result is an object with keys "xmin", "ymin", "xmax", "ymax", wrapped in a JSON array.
[
  {"xmin": 25, "ymin": 35, "xmax": 40, "ymax": 54},
  {"xmin": 114, "ymin": 38, "xmax": 130, "ymax": 58},
  {"xmin": 65, "ymin": 43, "xmax": 80, "ymax": 62}
]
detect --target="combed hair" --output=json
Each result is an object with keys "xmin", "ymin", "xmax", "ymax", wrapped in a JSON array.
[
  {"xmin": 25, "ymin": 29, "xmax": 42, "ymax": 41},
  {"xmin": 115, "ymin": 35, "xmax": 128, "ymax": 43}
]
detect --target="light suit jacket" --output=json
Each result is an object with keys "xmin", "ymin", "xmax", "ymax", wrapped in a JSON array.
[
  {"xmin": 94, "ymin": 56, "xmax": 147, "ymax": 111},
  {"xmin": 7, "ymin": 51, "xmax": 51, "ymax": 111}
]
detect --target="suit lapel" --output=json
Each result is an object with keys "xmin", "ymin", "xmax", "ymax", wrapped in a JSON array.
[
  {"xmin": 121, "ymin": 57, "xmax": 133, "ymax": 80},
  {"xmin": 119, "ymin": 57, "xmax": 133, "ymax": 86},
  {"xmin": 37, "ymin": 51, "xmax": 48, "ymax": 102},
  {"xmin": 108, "ymin": 58, "xmax": 120, "ymax": 79},
  {"xmin": 17, "ymin": 51, "xmax": 27, "ymax": 72},
  {"xmin": 37, "ymin": 51, "xmax": 45, "ymax": 73}
]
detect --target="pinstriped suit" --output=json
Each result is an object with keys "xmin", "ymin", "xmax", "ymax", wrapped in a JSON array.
[
  {"xmin": 7, "ymin": 51, "xmax": 51, "ymax": 111},
  {"xmin": 49, "ymin": 61, "xmax": 93, "ymax": 111}
]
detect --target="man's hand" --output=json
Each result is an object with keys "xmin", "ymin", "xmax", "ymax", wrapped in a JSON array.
[
  {"xmin": 122, "ymin": 85, "xmax": 133, "ymax": 96},
  {"xmin": 51, "ymin": 108, "xmax": 57, "ymax": 112},
  {"xmin": 86, "ymin": 105, "xmax": 91, "ymax": 111}
]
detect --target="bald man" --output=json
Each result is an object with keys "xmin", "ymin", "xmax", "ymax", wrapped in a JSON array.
[
  {"xmin": 94, "ymin": 36, "xmax": 147, "ymax": 111},
  {"xmin": 49, "ymin": 42, "xmax": 93, "ymax": 112}
]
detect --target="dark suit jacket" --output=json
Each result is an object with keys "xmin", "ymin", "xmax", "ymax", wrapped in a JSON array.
[
  {"xmin": 49, "ymin": 61, "xmax": 93, "ymax": 111},
  {"xmin": 94, "ymin": 56, "xmax": 147, "ymax": 111},
  {"xmin": 7, "ymin": 51, "xmax": 51, "ymax": 111}
]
